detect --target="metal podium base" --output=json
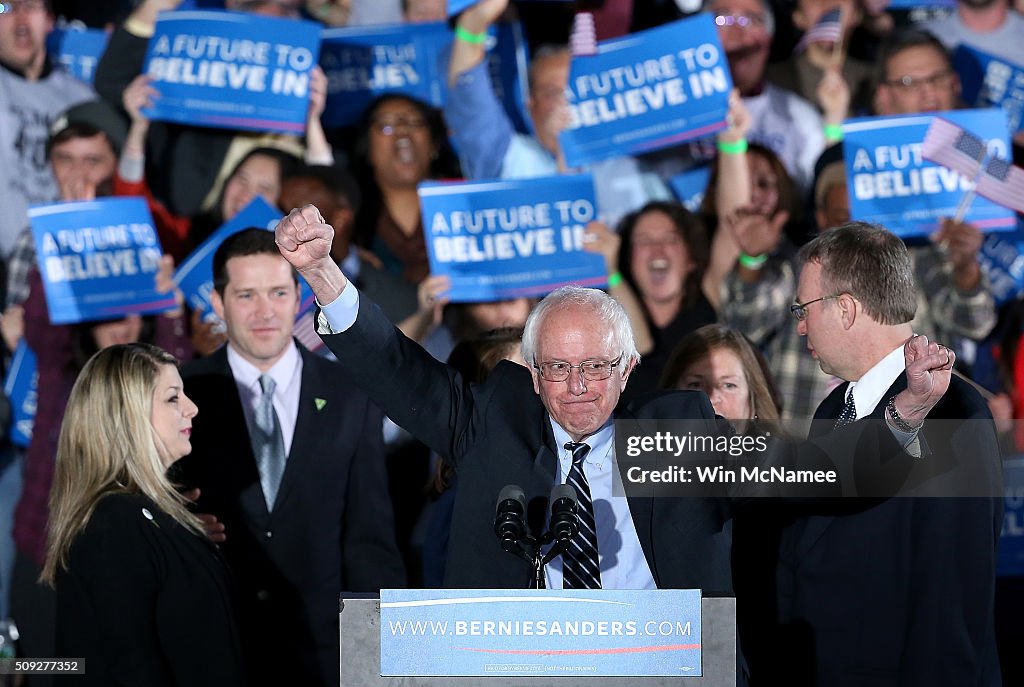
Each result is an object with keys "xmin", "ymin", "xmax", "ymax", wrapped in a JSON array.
[{"xmin": 340, "ymin": 597, "xmax": 736, "ymax": 686}]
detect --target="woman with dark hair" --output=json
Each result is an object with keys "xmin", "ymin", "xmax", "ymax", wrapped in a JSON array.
[
  {"xmin": 351, "ymin": 93, "xmax": 461, "ymax": 284},
  {"xmin": 612, "ymin": 200, "xmax": 717, "ymax": 399},
  {"xmin": 43, "ymin": 343, "xmax": 244, "ymax": 686}
]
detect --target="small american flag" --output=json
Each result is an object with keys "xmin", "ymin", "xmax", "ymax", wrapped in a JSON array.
[
  {"xmin": 921, "ymin": 117, "xmax": 987, "ymax": 178},
  {"xmin": 794, "ymin": 8, "xmax": 843, "ymax": 54},
  {"xmin": 975, "ymin": 156, "xmax": 1024, "ymax": 214},
  {"xmin": 293, "ymin": 310, "xmax": 324, "ymax": 352}
]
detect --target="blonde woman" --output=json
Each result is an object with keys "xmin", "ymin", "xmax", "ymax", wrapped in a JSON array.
[{"xmin": 42, "ymin": 343, "xmax": 244, "ymax": 686}]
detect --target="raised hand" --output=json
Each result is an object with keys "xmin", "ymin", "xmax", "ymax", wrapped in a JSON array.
[
  {"xmin": 275, "ymin": 204, "xmax": 348, "ymax": 304},
  {"xmin": 893, "ymin": 334, "xmax": 955, "ymax": 427}
]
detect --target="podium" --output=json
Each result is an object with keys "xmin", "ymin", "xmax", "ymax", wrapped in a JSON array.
[{"xmin": 340, "ymin": 596, "xmax": 736, "ymax": 685}]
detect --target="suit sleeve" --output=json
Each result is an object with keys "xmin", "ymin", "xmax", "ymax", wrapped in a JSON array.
[
  {"xmin": 321, "ymin": 295, "xmax": 480, "ymax": 464},
  {"xmin": 341, "ymin": 400, "xmax": 406, "ymax": 590}
]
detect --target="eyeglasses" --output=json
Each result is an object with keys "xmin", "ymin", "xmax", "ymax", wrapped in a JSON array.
[
  {"xmin": 534, "ymin": 356, "xmax": 623, "ymax": 383},
  {"xmin": 789, "ymin": 295, "xmax": 839, "ymax": 321},
  {"xmin": 632, "ymin": 234, "xmax": 684, "ymax": 249},
  {"xmin": 371, "ymin": 116, "xmax": 427, "ymax": 137},
  {"xmin": 715, "ymin": 14, "xmax": 767, "ymax": 29},
  {"xmin": 885, "ymin": 70, "xmax": 955, "ymax": 93},
  {"xmin": 0, "ymin": 0, "xmax": 46, "ymax": 13}
]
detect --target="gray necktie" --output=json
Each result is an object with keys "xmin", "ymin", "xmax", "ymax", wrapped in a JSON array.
[
  {"xmin": 562, "ymin": 442, "xmax": 602, "ymax": 589},
  {"xmin": 252, "ymin": 374, "xmax": 286, "ymax": 510},
  {"xmin": 834, "ymin": 389, "xmax": 857, "ymax": 429}
]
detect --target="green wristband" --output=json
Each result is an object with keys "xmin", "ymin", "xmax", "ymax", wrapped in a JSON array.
[
  {"xmin": 823, "ymin": 124, "xmax": 844, "ymax": 142},
  {"xmin": 716, "ymin": 138, "xmax": 748, "ymax": 155},
  {"xmin": 455, "ymin": 25, "xmax": 489, "ymax": 45},
  {"xmin": 607, "ymin": 271, "xmax": 624, "ymax": 288},
  {"xmin": 738, "ymin": 253, "xmax": 768, "ymax": 269}
]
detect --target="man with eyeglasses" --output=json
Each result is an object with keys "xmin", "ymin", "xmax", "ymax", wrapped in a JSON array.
[
  {"xmin": 0, "ymin": 0, "xmax": 93, "ymax": 260},
  {"xmin": 274, "ymin": 205, "xmax": 960, "ymax": 619},
  {"xmin": 756, "ymin": 221, "xmax": 1002, "ymax": 686}
]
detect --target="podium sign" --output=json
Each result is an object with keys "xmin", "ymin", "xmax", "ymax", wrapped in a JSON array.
[{"xmin": 379, "ymin": 589, "xmax": 702, "ymax": 677}]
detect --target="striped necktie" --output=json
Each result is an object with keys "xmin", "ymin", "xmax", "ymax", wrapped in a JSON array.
[
  {"xmin": 252, "ymin": 374, "xmax": 286, "ymax": 510},
  {"xmin": 562, "ymin": 441, "xmax": 602, "ymax": 589}
]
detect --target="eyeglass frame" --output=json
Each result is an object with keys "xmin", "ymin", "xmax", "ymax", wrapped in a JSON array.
[
  {"xmin": 714, "ymin": 13, "xmax": 767, "ymax": 29},
  {"xmin": 789, "ymin": 295, "xmax": 840, "ymax": 321},
  {"xmin": 533, "ymin": 355, "xmax": 624, "ymax": 383},
  {"xmin": 884, "ymin": 69, "xmax": 955, "ymax": 92},
  {"xmin": 0, "ymin": 0, "xmax": 46, "ymax": 13},
  {"xmin": 370, "ymin": 116, "xmax": 428, "ymax": 137}
]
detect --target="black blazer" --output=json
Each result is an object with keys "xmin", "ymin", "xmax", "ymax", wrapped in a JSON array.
[
  {"xmin": 176, "ymin": 343, "xmax": 405, "ymax": 687},
  {"xmin": 325, "ymin": 296, "xmax": 738, "ymax": 592},
  {"xmin": 771, "ymin": 374, "xmax": 1003, "ymax": 686},
  {"xmin": 55, "ymin": 493, "xmax": 244, "ymax": 686}
]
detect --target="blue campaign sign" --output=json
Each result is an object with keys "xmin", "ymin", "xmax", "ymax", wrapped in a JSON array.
[
  {"xmin": 29, "ymin": 198, "xmax": 177, "ymax": 325},
  {"xmin": 978, "ymin": 220, "xmax": 1024, "ymax": 305},
  {"xmin": 419, "ymin": 174, "xmax": 607, "ymax": 302},
  {"xmin": 174, "ymin": 197, "xmax": 281, "ymax": 317},
  {"xmin": 999, "ymin": 457, "xmax": 1024, "ymax": 576},
  {"xmin": 668, "ymin": 165, "xmax": 712, "ymax": 213},
  {"xmin": 841, "ymin": 109, "xmax": 1016, "ymax": 238},
  {"xmin": 143, "ymin": 11, "xmax": 321, "ymax": 134},
  {"xmin": 886, "ymin": 0, "xmax": 955, "ymax": 7},
  {"xmin": 485, "ymin": 22, "xmax": 531, "ymax": 136},
  {"xmin": 954, "ymin": 45, "xmax": 1024, "ymax": 134},
  {"xmin": 320, "ymin": 22, "xmax": 449, "ymax": 128},
  {"xmin": 47, "ymin": 27, "xmax": 109, "ymax": 84},
  {"xmin": 3, "ymin": 341, "xmax": 37, "ymax": 449},
  {"xmin": 560, "ymin": 13, "xmax": 731, "ymax": 168},
  {"xmin": 380, "ymin": 588, "xmax": 703, "ymax": 677}
]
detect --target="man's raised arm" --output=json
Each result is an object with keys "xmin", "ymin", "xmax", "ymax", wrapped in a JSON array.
[{"xmin": 275, "ymin": 205, "xmax": 349, "ymax": 306}]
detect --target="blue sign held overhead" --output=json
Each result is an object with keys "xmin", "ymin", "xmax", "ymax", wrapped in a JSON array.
[
  {"xmin": 380, "ymin": 588, "xmax": 703, "ymax": 677},
  {"xmin": 841, "ymin": 108, "xmax": 1015, "ymax": 238},
  {"xmin": 954, "ymin": 45, "xmax": 1024, "ymax": 134},
  {"xmin": 669, "ymin": 166, "xmax": 712, "ymax": 213},
  {"xmin": 560, "ymin": 13, "xmax": 732, "ymax": 168},
  {"xmin": 47, "ymin": 27, "xmax": 109, "ymax": 84},
  {"xmin": 174, "ymin": 197, "xmax": 282, "ymax": 317},
  {"xmin": 29, "ymin": 197, "xmax": 177, "ymax": 325},
  {"xmin": 419, "ymin": 174, "xmax": 607, "ymax": 302},
  {"xmin": 3, "ymin": 341, "xmax": 37, "ymax": 449},
  {"xmin": 320, "ymin": 22, "xmax": 450, "ymax": 128},
  {"xmin": 143, "ymin": 11, "xmax": 321, "ymax": 134}
]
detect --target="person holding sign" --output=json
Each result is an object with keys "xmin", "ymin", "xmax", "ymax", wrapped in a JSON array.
[
  {"xmin": 0, "ymin": 0, "xmax": 94, "ymax": 258},
  {"xmin": 42, "ymin": 343, "xmax": 245, "ymax": 686},
  {"xmin": 445, "ymin": 0, "xmax": 670, "ymax": 228},
  {"xmin": 94, "ymin": 0, "xmax": 331, "ymax": 220},
  {"xmin": 352, "ymin": 93, "xmax": 461, "ymax": 285}
]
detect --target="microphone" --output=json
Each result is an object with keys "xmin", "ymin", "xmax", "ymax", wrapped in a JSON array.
[
  {"xmin": 494, "ymin": 485, "xmax": 527, "ymax": 548},
  {"xmin": 549, "ymin": 484, "xmax": 579, "ymax": 544}
]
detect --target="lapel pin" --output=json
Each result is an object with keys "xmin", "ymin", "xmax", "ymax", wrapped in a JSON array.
[{"xmin": 314, "ymin": 398, "xmax": 327, "ymax": 411}]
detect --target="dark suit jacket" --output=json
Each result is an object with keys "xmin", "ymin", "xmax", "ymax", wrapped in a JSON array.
[
  {"xmin": 325, "ymin": 296, "xmax": 738, "ymax": 592},
  {"xmin": 772, "ymin": 374, "xmax": 1003, "ymax": 687},
  {"xmin": 56, "ymin": 493, "xmax": 245, "ymax": 686},
  {"xmin": 176, "ymin": 343, "xmax": 405, "ymax": 687}
]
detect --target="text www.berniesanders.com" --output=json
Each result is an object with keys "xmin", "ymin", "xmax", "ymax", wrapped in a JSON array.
[{"xmin": 387, "ymin": 619, "xmax": 694, "ymax": 638}]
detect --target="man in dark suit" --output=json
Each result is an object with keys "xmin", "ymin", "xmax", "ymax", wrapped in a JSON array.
[
  {"xmin": 273, "ymin": 206, "xmax": 956, "ymax": 597},
  {"xmin": 769, "ymin": 222, "xmax": 1002, "ymax": 686},
  {"xmin": 176, "ymin": 229, "xmax": 405, "ymax": 687}
]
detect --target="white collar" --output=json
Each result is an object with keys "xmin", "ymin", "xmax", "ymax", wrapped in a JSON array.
[{"xmin": 848, "ymin": 344, "xmax": 906, "ymax": 420}]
